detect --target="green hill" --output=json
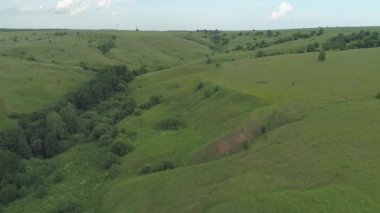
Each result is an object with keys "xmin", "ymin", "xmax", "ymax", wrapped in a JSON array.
[{"xmin": 1, "ymin": 27, "xmax": 380, "ymax": 213}]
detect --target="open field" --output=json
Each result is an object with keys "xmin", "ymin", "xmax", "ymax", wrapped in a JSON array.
[{"xmin": 1, "ymin": 27, "xmax": 380, "ymax": 212}]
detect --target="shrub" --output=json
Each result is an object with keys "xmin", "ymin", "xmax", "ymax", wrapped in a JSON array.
[
  {"xmin": 306, "ymin": 43, "xmax": 316, "ymax": 52},
  {"xmin": 138, "ymin": 95, "xmax": 162, "ymax": 110},
  {"xmin": 100, "ymin": 152, "xmax": 121, "ymax": 170},
  {"xmin": 318, "ymin": 50, "xmax": 326, "ymax": 61},
  {"xmin": 52, "ymin": 200, "xmax": 82, "ymax": 213},
  {"xmin": 155, "ymin": 118, "xmax": 185, "ymax": 131},
  {"xmin": 256, "ymin": 50, "xmax": 265, "ymax": 58},
  {"xmin": 195, "ymin": 82, "xmax": 204, "ymax": 91},
  {"xmin": 35, "ymin": 185, "xmax": 47, "ymax": 199},
  {"xmin": 155, "ymin": 161, "xmax": 176, "ymax": 172},
  {"xmin": 376, "ymin": 92, "xmax": 380, "ymax": 99},
  {"xmin": 98, "ymin": 134, "xmax": 113, "ymax": 146},
  {"xmin": 295, "ymin": 47, "xmax": 305, "ymax": 54},
  {"xmin": 138, "ymin": 164, "xmax": 153, "ymax": 175},
  {"xmin": 106, "ymin": 165, "xmax": 120, "ymax": 179},
  {"xmin": 27, "ymin": 56, "xmax": 37, "ymax": 61},
  {"xmin": 206, "ymin": 58, "xmax": 212, "ymax": 64},
  {"xmin": 261, "ymin": 126, "xmax": 267, "ymax": 135},
  {"xmin": 148, "ymin": 95, "xmax": 162, "ymax": 106},
  {"xmin": 0, "ymin": 184, "xmax": 18, "ymax": 204},
  {"xmin": 109, "ymin": 141, "xmax": 134, "ymax": 157},
  {"xmin": 52, "ymin": 171, "xmax": 64, "ymax": 184},
  {"xmin": 204, "ymin": 90, "xmax": 212, "ymax": 98},
  {"xmin": 242, "ymin": 141, "xmax": 251, "ymax": 150},
  {"xmin": 138, "ymin": 102, "xmax": 152, "ymax": 110},
  {"xmin": 91, "ymin": 123, "xmax": 112, "ymax": 140},
  {"xmin": 98, "ymin": 40, "xmax": 115, "ymax": 54}
]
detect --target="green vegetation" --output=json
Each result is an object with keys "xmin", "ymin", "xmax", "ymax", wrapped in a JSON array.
[
  {"xmin": 1, "ymin": 27, "xmax": 380, "ymax": 212},
  {"xmin": 319, "ymin": 50, "xmax": 326, "ymax": 61}
]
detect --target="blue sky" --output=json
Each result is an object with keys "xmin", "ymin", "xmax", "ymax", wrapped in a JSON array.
[{"xmin": 0, "ymin": 0, "xmax": 379, "ymax": 30}]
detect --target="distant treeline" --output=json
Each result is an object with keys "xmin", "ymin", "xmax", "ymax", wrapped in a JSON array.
[
  {"xmin": 323, "ymin": 30, "xmax": 380, "ymax": 50},
  {"xmin": 0, "ymin": 65, "xmax": 136, "ymax": 206}
]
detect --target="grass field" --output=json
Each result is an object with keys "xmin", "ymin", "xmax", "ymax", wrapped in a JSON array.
[{"xmin": 2, "ymin": 27, "xmax": 380, "ymax": 212}]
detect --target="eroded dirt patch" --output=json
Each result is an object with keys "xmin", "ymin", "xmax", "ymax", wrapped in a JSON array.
[{"xmin": 193, "ymin": 119, "xmax": 264, "ymax": 163}]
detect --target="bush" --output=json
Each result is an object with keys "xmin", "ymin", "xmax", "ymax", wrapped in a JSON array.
[
  {"xmin": 109, "ymin": 141, "xmax": 134, "ymax": 157},
  {"xmin": 0, "ymin": 184, "xmax": 19, "ymax": 205},
  {"xmin": 138, "ymin": 95, "xmax": 162, "ymax": 110},
  {"xmin": 27, "ymin": 56, "xmax": 37, "ymax": 62},
  {"xmin": 196, "ymin": 82, "xmax": 204, "ymax": 91},
  {"xmin": 51, "ymin": 171, "xmax": 64, "ymax": 184},
  {"xmin": 98, "ymin": 40, "xmax": 115, "ymax": 54},
  {"xmin": 100, "ymin": 152, "xmax": 121, "ymax": 170},
  {"xmin": 155, "ymin": 161, "xmax": 176, "ymax": 172},
  {"xmin": 306, "ymin": 43, "xmax": 316, "ymax": 52},
  {"xmin": 318, "ymin": 50, "xmax": 326, "ymax": 61},
  {"xmin": 138, "ymin": 164, "xmax": 153, "ymax": 175},
  {"xmin": 376, "ymin": 93, "xmax": 380, "ymax": 99},
  {"xmin": 98, "ymin": 134, "xmax": 113, "ymax": 146},
  {"xmin": 256, "ymin": 50, "xmax": 265, "ymax": 58},
  {"xmin": 204, "ymin": 90, "xmax": 212, "ymax": 98},
  {"xmin": 261, "ymin": 126, "xmax": 267, "ymax": 135},
  {"xmin": 52, "ymin": 200, "xmax": 82, "ymax": 213},
  {"xmin": 155, "ymin": 118, "xmax": 185, "ymax": 131},
  {"xmin": 106, "ymin": 165, "xmax": 120, "ymax": 179},
  {"xmin": 242, "ymin": 141, "xmax": 250, "ymax": 150},
  {"xmin": 35, "ymin": 185, "xmax": 47, "ymax": 199},
  {"xmin": 91, "ymin": 123, "xmax": 112, "ymax": 140},
  {"xmin": 295, "ymin": 47, "xmax": 305, "ymax": 54}
]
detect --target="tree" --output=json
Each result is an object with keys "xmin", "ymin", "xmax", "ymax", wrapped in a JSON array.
[
  {"xmin": 317, "ymin": 27, "xmax": 325, "ymax": 36},
  {"xmin": 318, "ymin": 50, "xmax": 326, "ymax": 61},
  {"xmin": 0, "ymin": 125, "xmax": 31, "ymax": 158},
  {"xmin": 306, "ymin": 43, "xmax": 316, "ymax": 52},
  {"xmin": 59, "ymin": 103, "xmax": 79, "ymax": 134},
  {"xmin": 44, "ymin": 112, "xmax": 67, "ymax": 157},
  {"xmin": 266, "ymin": 30, "xmax": 273, "ymax": 37}
]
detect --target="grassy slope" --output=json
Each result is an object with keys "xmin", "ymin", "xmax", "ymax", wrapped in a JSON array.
[
  {"xmin": 96, "ymin": 48, "xmax": 380, "ymax": 213},
  {"xmin": 4, "ymin": 28, "xmax": 380, "ymax": 212},
  {"xmin": 0, "ymin": 30, "xmax": 211, "ymax": 129}
]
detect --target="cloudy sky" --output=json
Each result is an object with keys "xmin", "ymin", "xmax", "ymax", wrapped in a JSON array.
[{"xmin": 0, "ymin": 0, "xmax": 379, "ymax": 30}]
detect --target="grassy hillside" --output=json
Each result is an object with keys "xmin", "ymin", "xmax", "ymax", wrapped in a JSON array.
[
  {"xmin": 0, "ymin": 30, "xmax": 211, "ymax": 129},
  {"xmin": 2, "ymin": 27, "xmax": 380, "ymax": 212}
]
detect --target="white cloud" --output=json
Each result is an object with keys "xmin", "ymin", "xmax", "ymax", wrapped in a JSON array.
[
  {"xmin": 271, "ymin": 2, "xmax": 293, "ymax": 21},
  {"xmin": 55, "ymin": 0, "xmax": 89, "ymax": 15},
  {"xmin": 98, "ymin": 0, "xmax": 112, "ymax": 8}
]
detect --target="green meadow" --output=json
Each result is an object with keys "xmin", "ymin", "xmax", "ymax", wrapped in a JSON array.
[{"xmin": 1, "ymin": 27, "xmax": 380, "ymax": 212}]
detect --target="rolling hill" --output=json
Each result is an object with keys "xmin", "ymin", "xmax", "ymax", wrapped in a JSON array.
[{"xmin": 1, "ymin": 27, "xmax": 380, "ymax": 213}]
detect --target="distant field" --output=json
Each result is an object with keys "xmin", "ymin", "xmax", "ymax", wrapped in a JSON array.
[{"xmin": 2, "ymin": 27, "xmax": 380, "ymax": 212}]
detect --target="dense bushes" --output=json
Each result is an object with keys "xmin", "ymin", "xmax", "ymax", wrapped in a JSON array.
[
  {"xmin": 323, "ymin": 31, "xmax": 380, "ymax": 51},
  {"xmin": 139, "ymin": 161, "xmax": 176, "ymax": 175},
  {"xmin": 69, "ymin": 65, "xmax": 134, "ymax": 111},
  {"xmin": 109, "ymin": 141, "xmax": 134, "ymax": 157},
  {"xmin": 138, "ymin": 95, "xmax": 162, "ymax": 110},
  {"xmin": 0, "ymin": 152, "xmax": 57, "ymax": 205},
  {"xmin": 0, "ymin": 64, "xmax": 137, "ymax": 206},
  {"xmin": 98, "ymin": 40, "xmax": 115, "ymax": 54},
  {"xmin": 155, "ymin": 118, "xmax": 185, "ymax": 131},
  {"xmin": 100, "ymin": 153, "xmax": 121, "ymax": 170}
]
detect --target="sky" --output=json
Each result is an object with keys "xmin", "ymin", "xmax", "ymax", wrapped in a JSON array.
[{"xmin": 0, "ymin": 0, "xmax": 379, "ymax": 30}]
